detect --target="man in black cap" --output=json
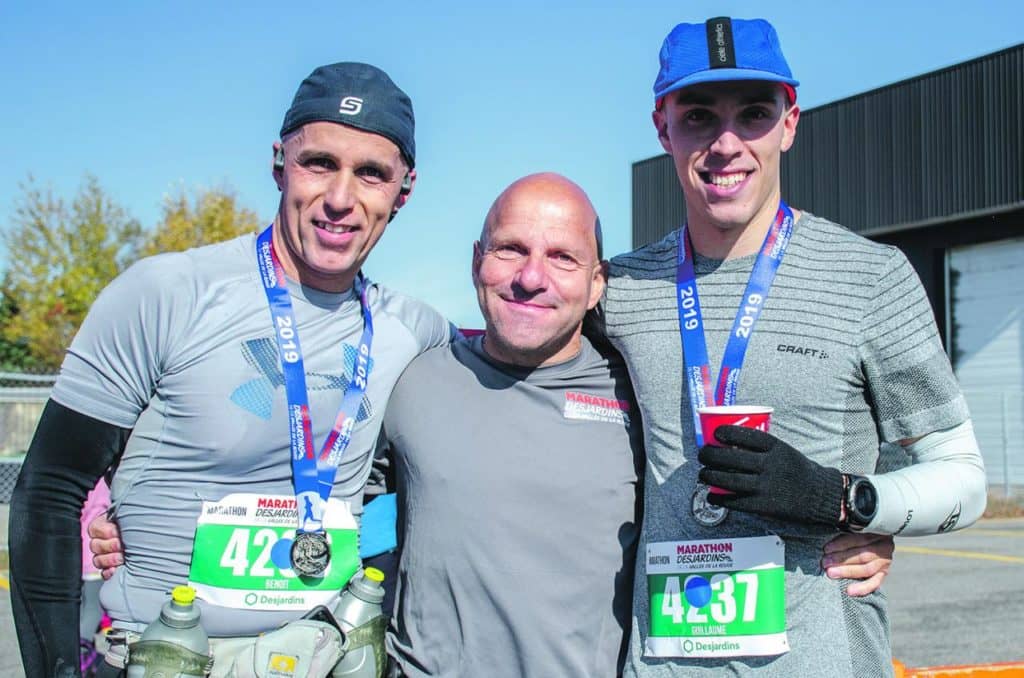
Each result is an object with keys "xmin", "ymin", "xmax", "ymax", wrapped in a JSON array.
[{"xmin": 10, "ymin": 62, "xmax": 453, "ymax": 677}]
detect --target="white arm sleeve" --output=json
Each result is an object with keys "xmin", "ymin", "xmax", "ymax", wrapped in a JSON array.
[{"xmin": 864, "ymin": 420, "xmax": 987, "ymax": 536}]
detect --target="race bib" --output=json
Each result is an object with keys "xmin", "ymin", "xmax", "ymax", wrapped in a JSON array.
[
  {"xmin": 188, "ymin": 493, "xmax": 360, "ymax": 611},
  {"xmin": 645, "ymin": 535, "xmax": 788, "ymax": 658}
]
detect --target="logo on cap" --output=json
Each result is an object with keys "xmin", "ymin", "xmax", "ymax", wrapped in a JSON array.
[
  {"xmin": 339, "ymin": 96, "xmax": 363, "ymax": 116},
  {"xmin": 706, "ymin": 17, "xmax": 736, "ymax": 68}
]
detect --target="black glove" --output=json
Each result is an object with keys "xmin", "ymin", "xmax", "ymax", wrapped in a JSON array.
[{"xmin": 697, "ymin": 425, "xmax": 844, "ymax": 526}]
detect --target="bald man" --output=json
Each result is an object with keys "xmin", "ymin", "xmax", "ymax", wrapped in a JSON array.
[
  {"xmin": 87, "ymin": 173, "xmax": 892, "ymax": 676},
  {"xmin": 380, "ymin": 173, "xmax": 642, "ymax": 677}
]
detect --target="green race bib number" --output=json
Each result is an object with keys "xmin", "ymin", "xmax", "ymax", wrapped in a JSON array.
[
  {"xmin": 645, "ymin": 536, "xmax": 789, "ymax": 658},
  {"xmin": 187, "ymin": 493, "xmax": 360, "ymax": 611}
]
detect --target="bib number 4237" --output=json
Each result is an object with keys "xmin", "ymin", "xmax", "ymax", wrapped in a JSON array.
[
  {"xmin": 645, "ymin": 536, "xmax": 788, "ymax": 658},
  {"xmin": 649, "ymin": 568, "xmax": 784, "ymax": 637},
  {"xmin": 659, "ymin": 573, "xmax": 758, "ymax": 625}
]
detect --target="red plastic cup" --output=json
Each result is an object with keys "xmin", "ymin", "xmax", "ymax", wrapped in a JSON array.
[{"xmin": 697, "ymin": 405, "xmax": 773, "ymax": 495}]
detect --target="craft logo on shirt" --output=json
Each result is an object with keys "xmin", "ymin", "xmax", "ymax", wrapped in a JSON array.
[
  {"xmin": 563, "ymin": 391, "xmax": 630, "ymax": 425},
  {"xmin": 776, "ymin": 343, "xmax": 830, "ymax": 360},
  {"xmin": 229, "ymin": 337, "xmax": 374, "ymax": 422}
]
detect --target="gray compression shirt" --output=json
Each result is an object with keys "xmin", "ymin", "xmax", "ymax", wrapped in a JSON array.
[
  {"xmin": 599, "ymin": 212, "xmax": 977, "ymax": 677},
  {"xmin": 52, "ymin": 233, "xmax": 453, "ymax": 635}
]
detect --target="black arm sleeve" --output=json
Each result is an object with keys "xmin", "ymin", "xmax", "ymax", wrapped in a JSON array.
[{"xmin": 9, "ymin": 399, "xmax": 130, "ymax": 678}]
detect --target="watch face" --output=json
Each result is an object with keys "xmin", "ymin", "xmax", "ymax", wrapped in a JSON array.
[
  {"xmin": 854, "ymin": 487, "xmax": 874, "ymax": 515},
  {"xmin": 850, "ymin": 478, "xmax": 877, "ymax": 524}
]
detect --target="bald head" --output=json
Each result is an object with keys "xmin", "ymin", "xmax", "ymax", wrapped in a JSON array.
[
  {"xmin": 481, "ymin": 173, "xmax": 603, "ymax": 261},
  {"xmin": 472, "ymin": 173, "xmax": 607, "ymax": 368}
]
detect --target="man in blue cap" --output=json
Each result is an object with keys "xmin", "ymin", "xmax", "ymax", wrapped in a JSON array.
[
  {"xmin": 11, "ymin": 62, "xmax": 453, "ymax": 677},
  {"xmin": 593, "ymin": 17, "xmax": 987, "ymax": 676}
]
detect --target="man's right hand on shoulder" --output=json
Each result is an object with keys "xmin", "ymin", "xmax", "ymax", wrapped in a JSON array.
[{"xmin": 89, "ymin": 512, "xmax": 123, "ymax": 579}]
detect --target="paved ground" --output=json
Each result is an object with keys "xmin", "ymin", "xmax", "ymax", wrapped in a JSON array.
[
  {"xmin": 887, "ymin": 517, "xmax": 1024, "ymax": 667},
  {"xmin": 0, "ymin": 584, "xmax": 23, "ymax": 678},
  {"xmin": 0, "ymin": 503, "xmax": 24, "ymax": 678},
  {"xmin": 0, "ymin": 512, "xmax": 1021, "ymax": 675}
]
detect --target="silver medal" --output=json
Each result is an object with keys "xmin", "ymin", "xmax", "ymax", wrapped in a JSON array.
[
  {"xmin": 290, "ymin": 531, "xmax": 330, "ymax": 577},
  {"xmin": 691, "ymin": 484, "xmax": 728, "ymax": 527}
]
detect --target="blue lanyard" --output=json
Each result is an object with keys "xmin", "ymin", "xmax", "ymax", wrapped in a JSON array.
[
  {"xmin": 676, "ymin": 204, "xmax": 794, "ymax": 447},
  {"xmin": 255, "ymin": 226, "xmax": 374, "ymax": 533}
]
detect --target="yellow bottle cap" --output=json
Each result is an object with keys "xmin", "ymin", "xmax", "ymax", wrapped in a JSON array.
[
  {"xmin": 171, "ymin": 585, "xmax": 197, "ymax": 605},
  {"xmin": 364, "ymin": 567, "xmax": 385, "ymax": 583}
]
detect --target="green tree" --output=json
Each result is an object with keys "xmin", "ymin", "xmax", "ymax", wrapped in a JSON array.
[
  {"xmin": 1, "ymin": 176, "xmax": 142, "ymax": 369},
  {"xmin": 1, "ymin": 179, "xmax": 261, "ymax": 369},
  {"xmin": 0, "ymin": 274, "xmax": 41, "ymax": 372},
  {"xmin": 139, "ymin": 186, "xmax": 261, "ymax": 258}
]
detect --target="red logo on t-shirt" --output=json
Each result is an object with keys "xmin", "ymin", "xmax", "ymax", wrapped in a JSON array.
[{"xmin": 563, "ymin": 391, "xmax": 630, "ymax": 424}]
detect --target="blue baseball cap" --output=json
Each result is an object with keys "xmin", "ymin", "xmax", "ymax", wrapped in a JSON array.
[
  {"xmin": 281, "ymin": 62, "xmax": 416, "ymax": 168},
  {"xmin": 654, "ymin": 17, "xmax": 799, "ymax": 105}
]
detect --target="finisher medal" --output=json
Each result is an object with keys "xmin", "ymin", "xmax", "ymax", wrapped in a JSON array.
[
  {"xmin": 255, "ymin": 226, "xmax": 375, "ymax": 582},
  {"xmin": 676, "ymin": 205, "xmax": 794, "ymax": 529},
  {"xmin": 291, "ymin": 531, "xmax": 331, "ymax": 577},
  {"xmin": 691, "ymin": 484, "xmax": 728, "ymax": 527}
]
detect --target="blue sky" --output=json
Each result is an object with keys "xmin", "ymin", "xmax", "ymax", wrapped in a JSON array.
[{"xmin": 1, "ymin": 1, "xmax": 1021, "ymax": 326}]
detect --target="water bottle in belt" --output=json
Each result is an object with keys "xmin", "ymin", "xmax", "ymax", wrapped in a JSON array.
[
  {"xmin": 126, "ymin": 585, "xmax": 213, "ymax": 678},
  {"xmin": 332, "ymin": 567, "xmax": 387, "ymax": 678}
]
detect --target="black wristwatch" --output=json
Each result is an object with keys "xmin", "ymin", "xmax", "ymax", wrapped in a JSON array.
[{"xmin": 841, "ymin": 474, "xmax": 877, "ymax": 530}]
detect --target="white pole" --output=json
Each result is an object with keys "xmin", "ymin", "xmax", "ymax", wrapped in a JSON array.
[{"xmin": 1002, "ymin": 392, "xmax": 1011, "ymax": 498}]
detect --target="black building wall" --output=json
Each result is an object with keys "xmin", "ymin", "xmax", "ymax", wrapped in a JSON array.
[{"xmin": 781, "ymin": 45, "xmax": 1022, "ymax": 235}]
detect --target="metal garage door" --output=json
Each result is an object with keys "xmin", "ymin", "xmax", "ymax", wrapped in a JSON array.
[{"xmin": 948, "ymin": 236, "xmax": 1024, "ymax": 492}]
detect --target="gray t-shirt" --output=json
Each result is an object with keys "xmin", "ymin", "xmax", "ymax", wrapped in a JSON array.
[
  {"xmin": 52, "ymin": 233, "xmax": 452, "ymax": 635},
  {"xmin": 598, "ymin": 213, "xmax": 969, "ymax": 677},
  {"xmin": 383, "ymin": 336, "xmax": 643, "ymax": 678}
]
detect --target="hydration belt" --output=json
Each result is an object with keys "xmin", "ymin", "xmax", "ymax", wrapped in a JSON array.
[{"xmin": 103, "ymin": 618, "xmax": 350, "ymax": 678}]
